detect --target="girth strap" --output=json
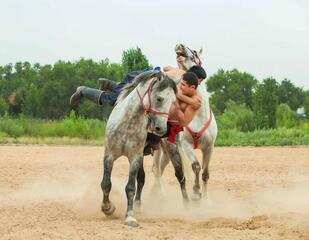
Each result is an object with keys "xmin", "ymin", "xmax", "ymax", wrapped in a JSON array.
[{"xmin": 185, "ymin": 108, "xmax": 212, "ymax": 149}]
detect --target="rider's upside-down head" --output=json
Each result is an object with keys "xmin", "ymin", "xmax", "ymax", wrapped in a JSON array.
[{"xmin": 187, "ymin": 65, "xmax": 207, "ymax": 81}]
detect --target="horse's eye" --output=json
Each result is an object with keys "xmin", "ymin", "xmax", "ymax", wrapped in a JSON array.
[{"xmin": 157, "ymin": 97, "xmax": 163, "ymax": 103}]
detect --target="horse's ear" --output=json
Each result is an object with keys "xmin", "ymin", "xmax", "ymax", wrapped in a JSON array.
[
  {"xmin": 198, "ymin": 47, "xmax": 203, "ymax": 55},
  {"xmin": 157, "ymin": 71, "xmax": 165, "ymax": 81}
]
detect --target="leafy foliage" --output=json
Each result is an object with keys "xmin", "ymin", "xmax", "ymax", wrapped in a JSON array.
[
  {"xmin": 207, "ymin": 69, "xmax": 257, "ymax": 114},
  {"xmin": 217, "ymin": 101, "xmax": 255, "ymax": 132},
  {"xmin": 276, "ymin": 103, "xmax": 297, "ymax": 128},
  {"xmin": 253, "ymin": 78, "xmax": 279, "ymax": 129},
  {"xmin": 122, "ymin": 47, "xmax": 150, "ymax": 74},
  {"xmin": 277, "ymin": 79, "xmax": 304, "ymax": 111},
  {"xmin": 0, "ymin": 47, "xmax": 307, "ymax": 138},
  {"xmin": 304, "ymin": 90, "xmax": 309, "ymax": 118}
]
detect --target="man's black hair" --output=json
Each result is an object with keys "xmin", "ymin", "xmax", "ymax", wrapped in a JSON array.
[
  {"xmin": 187, "ymin": 66, "xmax": 207, "ymax": 80},
  {"xmin": 182, "ymin": 72, "xmax": 198, "ymax": 88}
]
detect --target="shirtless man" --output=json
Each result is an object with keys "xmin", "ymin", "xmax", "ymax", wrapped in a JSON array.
[{"xmin": 144, "ymin": 71, "xmax": 202, "ymax": 154}]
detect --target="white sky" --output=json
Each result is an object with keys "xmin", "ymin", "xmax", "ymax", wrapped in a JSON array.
[{"xmin": 1, "ymin": 0, "xmax": 308, "ymax": 89}]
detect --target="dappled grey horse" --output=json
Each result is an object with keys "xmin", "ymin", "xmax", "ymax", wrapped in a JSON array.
[
  {"xmin": 153, "ymin": 43, "xmax": 218, "ymax": 201},
  {"xmin": 100, "ymin": 70, "xmax": 177, "ymax": 227}
]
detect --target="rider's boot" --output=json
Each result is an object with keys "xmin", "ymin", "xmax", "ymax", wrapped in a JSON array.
[{"xmin": 70, "ymin": 86, "xmax": 103, "ymax": 107}]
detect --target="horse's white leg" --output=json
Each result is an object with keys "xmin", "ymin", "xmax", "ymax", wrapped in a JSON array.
[
  {"xmin": 201, "ymin": 142, "xmax": 214, "ymax": 198},
  {"xmin": 125, "ymin": 155, "xmax": 143, "ymax": 227},
  {"xmin": 181, "ymin": 140, "xmax": 202, "ymax": 200},
  {"xmin": 101, "ymin": 153, "xmax": 116, "ymax": 216}
]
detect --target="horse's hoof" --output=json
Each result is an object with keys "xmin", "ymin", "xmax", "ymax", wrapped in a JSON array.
[
  {"xmin": 191, "ymin": 192, "xmax": 202, "ymax": 201},
  {"xmin": 125, "ymin": 216, "xmax": 139, "ymax": 228},
  {"xmin": 101, "ymin": 202, "xmax": 116, "ymax": 216}
]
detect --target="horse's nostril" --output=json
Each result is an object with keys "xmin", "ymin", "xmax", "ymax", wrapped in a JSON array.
[{"xmin": 155, "ymin": 126, "xmax": 161, "ymax": 132}]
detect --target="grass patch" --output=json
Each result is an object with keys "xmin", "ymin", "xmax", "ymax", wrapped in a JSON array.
[
  {"xmin": 0, "ymin": 115, "xmax": 308, "ymax": 146},
  {"xmin": 216, "ymin": 127, "xmax": 309, "ymax": 146}
]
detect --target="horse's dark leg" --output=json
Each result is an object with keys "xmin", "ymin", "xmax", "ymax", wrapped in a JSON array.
[
  {"xmin": 181, "ymin": 141, "xmax": 202, "ymax": 200},
  {"xmin": 125, "ymin": 156, "xmax": 142, "ymax": 227},
  {"xmin": 192, "ymin": 160, "xmax": 202, "ymax": 198},
  {"xmin": 164, "ymin": 143, "xmax": 189, "ymax": 202},
  {"xmin": 101, "ymin": 154, "xmax": 116, "ymax": 216},
  {"xmin": 202, "ymin": 143, "xmax": 214, "ymax": 198},
  {"xmin": 134, "ymin": 161, "xmax": 145, "ymax": 208}
]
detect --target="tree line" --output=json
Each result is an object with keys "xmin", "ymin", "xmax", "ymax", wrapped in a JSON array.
[{"xmin": 0, "ymin": 47, "xmax": 308, "ymax": 130}]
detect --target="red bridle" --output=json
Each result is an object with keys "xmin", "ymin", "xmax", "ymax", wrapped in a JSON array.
[{"xmin": 136, "ymin": 78, "xmax": 170, "ymax": 118}]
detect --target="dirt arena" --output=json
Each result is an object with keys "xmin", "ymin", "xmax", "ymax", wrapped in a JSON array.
[{"xmin": 0, "ymin": 145, "xmax": 308, "ymax": 240}]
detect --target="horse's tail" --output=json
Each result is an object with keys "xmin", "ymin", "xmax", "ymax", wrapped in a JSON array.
[{"xmin": 177, "ymin": 144, "xmax": 192, "ymax": 182}]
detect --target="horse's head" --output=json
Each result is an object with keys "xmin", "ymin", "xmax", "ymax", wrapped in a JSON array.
[
  {"xmin": 175, "ymin": 43, "xmax": 203, "ymax": 70},
  {"xmin": 144, "ymin": 73, "xmax": 177, "ymax": 136}
]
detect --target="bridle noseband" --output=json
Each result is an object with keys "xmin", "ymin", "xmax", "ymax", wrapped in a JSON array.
[{"xmin": 136, "ymin": 78, "xmax": 170, "ymax": 118}]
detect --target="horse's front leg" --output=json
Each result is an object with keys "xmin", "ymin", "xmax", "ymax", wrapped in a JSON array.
[
  {"xmin": 201, "ymin": 142, "xmax": 214, "ymax": 199},
  {"xmin": 134, "ymin": 160, "xmax": 145, "ymax": 210},
  {"xmin": 181, "ymin": 140, "xmax": 202, "ymax": 201},
  {"xmin": 101, "ymin": 154, "xmax": 116, "ymax": 216},
  {"xmin": 164, "ymin": 142, "xmax": 189, "ymax": 202},
  {"xmin": 125, "ymin": 155, "xmax": 142, "ymax": 227}
]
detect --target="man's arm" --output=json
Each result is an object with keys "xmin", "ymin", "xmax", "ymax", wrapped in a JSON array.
[
  {"xmin": 177, "ymin": 93, "xmax": 201, "ymax": 110},
  {"xmin": 163, "ymin": 66, "xmax": 176, "ymax": 72},
  {"xmin": 174, "ymin": 103, "xmax": 198, "ymax": 126}
]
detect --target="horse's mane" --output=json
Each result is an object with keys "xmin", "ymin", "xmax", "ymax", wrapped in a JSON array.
[
  {"xmin": 198, "ymin": 80, "xmax": 211, "ymax": 102},
  {"xmin": 116, "ymin": 70, "xmax": 164, "ymax": 104}
]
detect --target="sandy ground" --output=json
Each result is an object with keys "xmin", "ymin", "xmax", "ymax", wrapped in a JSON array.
[{"xmin": 0, "ymin": 145, "xmax": 308, "ymax": 240}]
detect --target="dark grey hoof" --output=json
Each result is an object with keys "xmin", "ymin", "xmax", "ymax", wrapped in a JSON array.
[
  {"xmin": 125, "ymin": 216, "xmax": 139, "ymax": 227},
  {"xmin": 101, "ymin": 202, "xmax": 116, "ymax": 216}
]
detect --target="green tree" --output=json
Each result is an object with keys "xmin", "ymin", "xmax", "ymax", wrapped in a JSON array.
[
  {"xmin": 122, "ymin": 47, "xmax": 150, "ymax": 74},
  {"xmin": 253, "ymin": 78, "xmax": 279, "ymax": 129},
  {"xmin": 0, "ymin": 97, "xmax": 9, "ymax": 116},
  {"xmin": 276, "ymin": 103, "xmax": 296, "ymax": 128},
  {"xmin": 217, "ymin": 101, "xmax": 255, "ymax": 132},
  {"xmin": 304, "ymin": 90, "xmax": 309, "ymax": 118},
  {"xmin": 277, "ymin": 79, "xmax": 304, "ymax": 111},
  {"xmin": 207, "ymin": 69, "xmax": 257, "ymax": 114},
  {"xmin": 22, "ymin": 84, "xmax": 42, "ymax": 118}
]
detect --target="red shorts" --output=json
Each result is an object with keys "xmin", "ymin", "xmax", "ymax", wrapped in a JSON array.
[{"xmin": 167, "ymin": 120, "xmax": 183, "ymax": 144}]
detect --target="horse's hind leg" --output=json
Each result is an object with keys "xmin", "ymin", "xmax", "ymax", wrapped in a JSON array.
[
  {"xmin": 152, "ymin": 146, "xmax": 170, "ymax": 195},
  {"xmin": 125, "ymin": 156, "xmax": 142, "ymax": 227},
  {"xmin": 134, "ymin": 161, "xmax": 145, "ymax": 209},
  {"xmin": 101, "ymin": 154, "xmax": 116, "ymax": 216},
  {"xmin": 202, "ymin": 143, "xmax": 214, "ymax": 198}
]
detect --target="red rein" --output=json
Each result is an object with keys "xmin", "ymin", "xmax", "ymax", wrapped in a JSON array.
[{"xmin": 136, "ymin": 78, "xmax": 170, "ymax": 118}]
